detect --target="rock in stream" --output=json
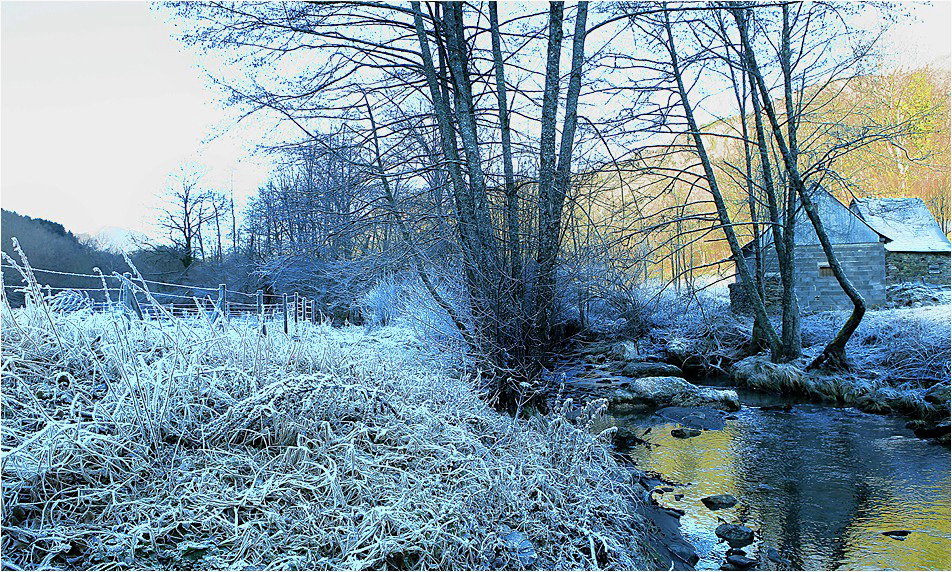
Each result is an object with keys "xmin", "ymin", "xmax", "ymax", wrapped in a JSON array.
[{"xmin": 610, "ymin": 376, "xmax": 740, "ymax": 413}]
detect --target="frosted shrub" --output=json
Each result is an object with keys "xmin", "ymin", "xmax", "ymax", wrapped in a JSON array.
[{"xmin": 360, "ymin": 274, "xmax": 399, "ymax": 328}]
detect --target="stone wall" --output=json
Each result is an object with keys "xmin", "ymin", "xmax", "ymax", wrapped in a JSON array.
[
  {"xmin": 884, "ymin": 251, "xmax": 951, "ymax": 285},
  {"xmin": 729, "ymin": 273, "xmax": 782, "ymax": 314},
  {"xmin": 732, "ymin": 242, "xmax": 886, "ymax": 313},
  {"xmin": 793, "ymin": 243, "xmax": 886, "ymax": 311}
]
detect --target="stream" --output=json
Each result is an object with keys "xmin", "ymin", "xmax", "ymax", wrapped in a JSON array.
[{"xmin": 606, "ymin": 384, "xmax": 951, "ymax": 570}]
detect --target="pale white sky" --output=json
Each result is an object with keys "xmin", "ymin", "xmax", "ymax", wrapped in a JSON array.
[
  {"xmin": 1, "ymin": 1, "xmax": 950, "ymax": 241},
  {"xmin": 1, "ymin": 1, "xmax": 273, "ymax": 242}
]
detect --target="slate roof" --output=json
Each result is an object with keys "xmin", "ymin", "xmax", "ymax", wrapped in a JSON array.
[
  {"xmin": 739, "ymin": 186, "xmax": 881, "ymax": 258},
  {"xmin": 850, "ymin": 198, "xmax": 951, "ymax": 253}
]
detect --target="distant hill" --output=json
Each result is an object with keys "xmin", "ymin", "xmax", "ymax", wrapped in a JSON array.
[
  {"xmin": 1, "ymin": 209, "xmax": 126, "ymax": 305},
  {"xmin": 575, "ymin": 62, "xmax": 951, "ymax": 285}
]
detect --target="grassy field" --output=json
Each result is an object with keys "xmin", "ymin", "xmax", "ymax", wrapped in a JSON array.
[{"xmin": 1, "ymin": 289, "xmax": 654, "ymax": 570}]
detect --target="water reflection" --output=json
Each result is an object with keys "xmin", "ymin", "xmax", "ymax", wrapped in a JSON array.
[{"xmin": 617, "ymin": 401, "xmax": 951, "ymax": 570}]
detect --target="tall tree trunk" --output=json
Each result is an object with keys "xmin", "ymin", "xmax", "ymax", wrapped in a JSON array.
[
  {"xmin": 489, "ymin": 2, "xmax": 522, "ymax": 292},
  {"xmin": 230, "ymin": 195, "xmax": 238, "ymax": 256},
  {"xmin": 722, "ymin": 14, "xmax": 768, "ymax": 353},
  {"xmin": 533, "ymin": 1, "xmax": 564, "ymax": 347},
  {"xmin": 734, "ymin": 5, "xmax": 864, "ymax": 371},
  {"xmin": 534, "ymin": 1, "xmax": 588, "ymax": 348},
  {"xmin": 663, "ymin": 7, "xmax": 782, "ymax": 358},
  {"xmin": 736, "ymin": 12, "xmax": 802, "ymax": 361}
]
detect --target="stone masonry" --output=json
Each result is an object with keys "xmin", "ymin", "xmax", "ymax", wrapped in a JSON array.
[
  {"xmin": 733, "ymin": 242, "xmax": 886, "ymax": 313},
  {"xmin": 884, "ymin": 251, "xmax": 951, "ymax": 285},
  {"xmin": 795, "ymin": 243, "xmax": 885, "ymax": 311}
]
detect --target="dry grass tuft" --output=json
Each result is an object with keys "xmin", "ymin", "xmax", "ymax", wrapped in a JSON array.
[{"xmin": 1, "ymin": 267, "xmax": 651, "ymax": 570}]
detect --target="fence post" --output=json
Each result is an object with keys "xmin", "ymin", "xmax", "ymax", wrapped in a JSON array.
[
  {"xmin": 294, "ymin": 292, "xmax": 300, "ymax": 328},
  {"xmin": 283, "ymin": 293, "xmax": 289, "ymax": 336},
  {"xmin": 213, "ymin": 283, "xmax": 226, "ymax": 326},
  {"xmin": 257, "ymin": 290, "xmax": 265, "ymax": 335},
  {"xmin": 121, "ymin": 273, "xmax": 143, "ymax": 320}
]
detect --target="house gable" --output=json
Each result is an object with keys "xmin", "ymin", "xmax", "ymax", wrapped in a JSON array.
[
  {"xmin": 744, "ymin": 185, "xmax": 882, "ymax": 256},
  {"xmin": 792, "ymin": 187, "xmax": 882, "ymax": 246}
]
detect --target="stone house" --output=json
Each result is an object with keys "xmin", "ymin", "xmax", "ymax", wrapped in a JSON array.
[
  {"xmin": 731, "ymin": 187, "xmax": 886, "ymax": 312},
  {"xmin": 731, "ymin": 189, "xmax": 950, "ymax": 313},
  {"xmin": 849, "ymin": 197, "xmax": 951, "ymax": 285}
]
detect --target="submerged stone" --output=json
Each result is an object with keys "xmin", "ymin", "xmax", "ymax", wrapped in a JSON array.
[
  {"xmin": 725, "ymin": 554, "xmax": 756, "ymax": 569},
  {"xmin": 715, "ymin": 523, "xmax": 755, "ymax": 548},
  {"xmin": 701, "ymin": 494, "xmax": 738, "ymax": 510},
  {"xmin": 669, "ymin": 542, "xmax": 700, "ymax": 566},
  {"xmin": 657, "ymin": 406, "xmax": 727, "ymax": 430},
  {"xmin": 882, "ymin": 530, "xmax": 911, "ymax": 540},
  {"xmin": 766, "ymin": 546, "xmax": 789, "ymax": 565},
  {"xmin": 671, "ymin": 427, "xmax": 702, "ymax": 439},
  {"xmin": 913, "ymin": 422, "xmax": 950, "ymax": 439}
]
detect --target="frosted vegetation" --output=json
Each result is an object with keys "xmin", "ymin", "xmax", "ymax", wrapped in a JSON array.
[
  {"xmin": 646, "ymin": 286, "xmax": 951, "ymax": 416},
  {"xmin": 1, "ymin": 263, "xmax": 652, "ymax": 570}
]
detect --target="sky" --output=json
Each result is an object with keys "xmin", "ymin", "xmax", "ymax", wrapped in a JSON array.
[
  {"xmin": 1, "ymin": 1, "xmax": 950, "ymax": 244},
  {"xmin": 1, "ymin": 1, "xmax": 273, "ymax": 245}
]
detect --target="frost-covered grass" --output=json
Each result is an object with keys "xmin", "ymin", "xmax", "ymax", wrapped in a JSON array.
[
  {"xmin": 727, "ymin": 304, "xmax": 950, "ymax": 418},
  {"xmin": 1, "ymin": 301, "xmax": 652, "ymax": 570},
  {"xmin": 642, "ymin": 286, "xmax": 949, "ymax": 417},
  {"xmin": 644, "ymin": 289, "xmax": 751, "ymax": 371},
  {"xmin": 803, "ymin": 304, "xmax": 951, "ymax": 386}
]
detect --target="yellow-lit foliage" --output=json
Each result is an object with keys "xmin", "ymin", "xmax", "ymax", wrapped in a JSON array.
[{"xmin": 578, "ymin": 62, "xmax": 951, "ymax": 284}]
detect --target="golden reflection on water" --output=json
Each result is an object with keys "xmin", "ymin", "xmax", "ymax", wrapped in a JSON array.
[{"xmin": 617, "ymin": 408, "xmax": 951, "ymax": 571}]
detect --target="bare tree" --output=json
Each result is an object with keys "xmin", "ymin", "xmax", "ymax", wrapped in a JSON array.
[{"xmin": 158, "ymin": 166, "xmax": 214, "ymax": 269}]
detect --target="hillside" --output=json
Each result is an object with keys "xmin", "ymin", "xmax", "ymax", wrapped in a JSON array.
[
  {"xmin": 0, "ymin": 209, "xmax": 125, "ymax": 305},
  {"xmin": 580, "ymin": 62, "xmax": 952, "ymax": 285}
]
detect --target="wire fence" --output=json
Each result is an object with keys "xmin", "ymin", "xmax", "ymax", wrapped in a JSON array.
[{"xmin": 1, "ymin": 262, "xmax": 325, "ymax": 333}]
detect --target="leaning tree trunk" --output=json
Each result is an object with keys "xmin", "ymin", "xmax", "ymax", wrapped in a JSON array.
[
  {"xmin": 735, "ymin": 5, "xmax": 864, "ymax": 371},
  {"xmin": 663, "ymin": 8, "xmax": 782, "ymax": 358}
]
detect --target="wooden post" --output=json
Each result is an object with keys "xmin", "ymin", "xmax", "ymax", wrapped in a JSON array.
[
  {"xmin": 214, "ymin": 283, "xmax": 226, "ymax": 326},
  {"xmin": 257, "ymin": 290, "xmax": 264, "ymax": 335},
  {"xmin": 293, "ymin": 292, "xmax": 300, "ymax": 325},
  {"xmin": 121, "ymin": 273, "xmax": 143, "ymax": 320},
  {"xmin": 283, "ymin": 293, "xmax": 289, "ymax": 335},
  {"xmin": 310, "ymin": 299, "xmax": 316, "ymax": 324}
]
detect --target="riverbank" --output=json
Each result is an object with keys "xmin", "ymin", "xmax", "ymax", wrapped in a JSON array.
[
  {"xmin": 2, "ymin": 306, "xmax": 660, "ymax": 570},
  {"xmin": 570, "ymin": 292, "xmax": 951, "ymax": 439}
]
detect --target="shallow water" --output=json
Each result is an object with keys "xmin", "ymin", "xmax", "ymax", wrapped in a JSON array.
[{"xmin": 612, "ymin": 388, "xmax": 951, "ymax": 570}]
